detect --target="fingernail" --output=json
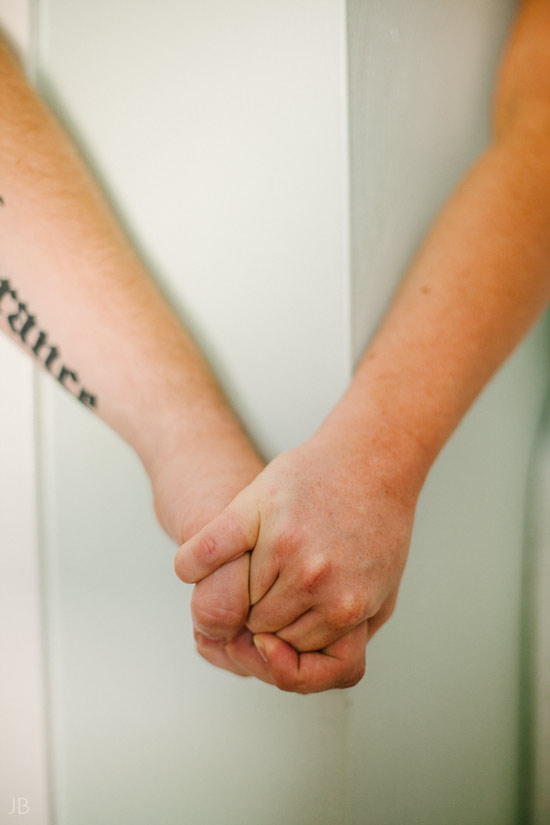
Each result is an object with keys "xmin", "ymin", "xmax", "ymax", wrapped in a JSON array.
[{"xmin": 253, "ymin": 636, "xmax": 268, "ymax": 663}]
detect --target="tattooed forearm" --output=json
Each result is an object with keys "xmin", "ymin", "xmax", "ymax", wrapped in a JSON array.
[{"xmin": 0, "ymin": 277, "xmax": 97, "ymax": 409}]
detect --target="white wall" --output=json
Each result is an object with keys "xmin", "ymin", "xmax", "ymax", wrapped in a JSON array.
[{"xmin": 35, "ymin": 2, "xmax": 351, "ymax": 824}]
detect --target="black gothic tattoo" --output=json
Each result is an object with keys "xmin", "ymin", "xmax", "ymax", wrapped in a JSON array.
[{"xmin": 0, "ymin": 276, "xmax": 97, "ymax": 409}]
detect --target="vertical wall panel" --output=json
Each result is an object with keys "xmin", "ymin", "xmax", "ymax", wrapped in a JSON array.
[
  {"xmin": 35, "ymin": 2, "xmax": 351, "ymax": 824},
  {"xmin": 523, "ymin": 401, "xmax": 550, "ymax": 825},
  {"xmin": 346, "ymin": 2, "xmax": 549, "ymax": 824},
  {"xmin": 0, "ymin": 6, "xmax": 50, "ymax": 825}
]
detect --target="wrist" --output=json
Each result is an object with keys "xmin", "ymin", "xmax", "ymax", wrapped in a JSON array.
[
  {"xmin": 147, "ymin": 421, "xmax": 263, "ymax": 544},
  {"xmin": 313, "ymin": 393, "xmax": 432, "ymax": 508}
]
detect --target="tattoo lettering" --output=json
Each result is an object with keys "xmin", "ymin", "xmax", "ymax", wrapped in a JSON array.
[
  {"xmin": 0, "ymin": 278, "xmax": 16, "ymax": 305},
  {"xmin": 58, "ymin": 365, "xmax": 78, "ymax": 387},
  {"xmin": 0, "ymin": 277, "xmax": 97, "ymax": 409},
  {"xmin": 7, "ymin": 301, "xmax": 36, "ymax": 342},
  {"xmin": 78, "ymin": 389, "xmax": 96, "ymax": 406}
]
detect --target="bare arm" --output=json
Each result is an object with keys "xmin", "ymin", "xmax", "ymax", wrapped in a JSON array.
[
  {"xmin": 0, "ymin": 32, "xmax": 262, "ymax": 660},
  {"xmin": 176, "ymin": 0, "xmax": 550, "ymax": 692}
]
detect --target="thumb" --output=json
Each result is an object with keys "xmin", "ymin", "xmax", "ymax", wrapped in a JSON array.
[
  {"xmin": 191, "ymin": 554, "xmax": 250, "ymax": 641},
  {"xmin": 174, "ymin": 488, "xmax": 260, "ymax": 583},
  {"xmin": 252, "ymin": 633, "xmax": 298, "ymax": 671}
]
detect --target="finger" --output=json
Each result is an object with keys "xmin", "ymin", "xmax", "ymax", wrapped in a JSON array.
[
  {"xmin": 191, "ymin": 554, "xmax": 250, "ymax": 641},
  {"xmin": 254, "ymin": 580, "xmax": 377, "ymax": 651},
  {"xmin": 277, "ymin": 594, "xmax": 393, "ymax": 652},
  {"xmin": 193, "ymin": 628, "xmax": 250, "ymax": 678},
  {"xmin": 223, "ymin": 628, "xmax": 278, "ymax": 686},
  {"xmin": 248, "ymin": 529, "xmax": 281, "ymax": 605},
  {"xmin": 252, "ymin": 621, "xmax": 368, "ymax": 693},
  {"xmin": 174, "ymin": 491, "xmax": 260, "ymax": 583},
  {"xmin": 274, "ymin": 607, "xmax": 353, "ymax": 652},
  {"xmin": 246, "ymin": 570, "xmax": 314, "ymax": 635},
  {"xmin": 248, "ymin": 548, "xmax": 332, "ymax": 630}
]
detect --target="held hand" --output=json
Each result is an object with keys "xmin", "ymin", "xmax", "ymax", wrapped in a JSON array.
[
  {"xmin": 175, "ymin": 429, "xmax": 420, "ymax": 666},
  {"xmin": 149, "ymin": 441, "xmax": 263, "ymax": 674},
  {"xmin": 191, "ymin": 557, "xmax": 253, "ymax": 677},
  {"xmin": 225, "ymin": 621, "xmax": 369, "ymax": 693},
  {"xmin": 194, "ymin": 601, "xmax": 394, "ymax": 693}
]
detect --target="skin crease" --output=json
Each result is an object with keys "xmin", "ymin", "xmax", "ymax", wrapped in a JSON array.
[{"xmin": 178, "ymin": 0, "xmax": 550, "ymax": 692}]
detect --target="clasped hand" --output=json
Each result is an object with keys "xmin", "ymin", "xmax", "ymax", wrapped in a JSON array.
[{"xmin": 174, "ymin": 429, "xmax": 418, "ymax": 694}]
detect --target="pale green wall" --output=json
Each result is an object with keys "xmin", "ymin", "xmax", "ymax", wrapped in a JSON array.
[{"xmin": 346, "ymin": 2, "xmax": 550, "ymax": 823}]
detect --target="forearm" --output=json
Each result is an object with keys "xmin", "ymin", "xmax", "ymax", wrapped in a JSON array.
[
  {"xmin": 323, "ymin": 127, "xmax": 549, "ymax": 486},
  {"xmin": 320, "ymin": 6, "xmax": 550, "ymax": 493},
  {"xmin": 0, "ymin": 34, "xmax": 258, "ymax": 507}
]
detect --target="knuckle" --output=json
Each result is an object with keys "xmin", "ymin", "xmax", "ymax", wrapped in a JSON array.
[
  {"xmin": 328, "ymin": 591, "xmax": 366, "ymax": 629},
  {"xmin": 299, "ymin": 553, "xmax": 331, "ymax": 590},
  {"xmin": 197, "ymin": 532, "xmax": 219, "ymax": 566}
]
